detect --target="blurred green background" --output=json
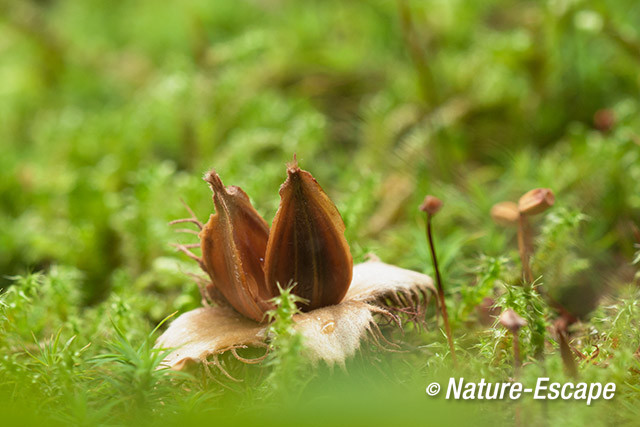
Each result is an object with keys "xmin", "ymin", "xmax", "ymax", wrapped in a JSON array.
[
  {"xmin": 2, "ymin": 0, "xmax": 640, "ymax": 301},
  {"xmin": 1, "ymin": 0, "xmax": 640, "ymax": 425}
]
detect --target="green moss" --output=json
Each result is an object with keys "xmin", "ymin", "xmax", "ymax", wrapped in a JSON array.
[{"xmin": 1, "ymin": 0, "xmax": 639, "ymax": 424}]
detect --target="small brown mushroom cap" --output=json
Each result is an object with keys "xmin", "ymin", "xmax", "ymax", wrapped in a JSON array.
[
  {"xmin": 499, "ymin": 308, "xmax": 527, "ymax": 332},
  {"xmin": 490, "ymin": 201, "xmax": 519, "ymax": 227},
  {"xmin": 518, "ymin": 188, "xmax": 555, "ymax": 216},
  {"xmin": 419, "ymin": 195, "xmax": 443, "ymax": 216}
]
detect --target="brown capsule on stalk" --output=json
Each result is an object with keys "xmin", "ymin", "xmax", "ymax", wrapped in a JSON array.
[
  {"xmin": 499, "ymin": 308, "xmax": 527, "ymax": 332},
  {"xmin": 264, "ymin": 158, "xmax": 353, "ymax": 311},
  {"xmin": 500, "ymin": 309, "xmax": 527, "ymax": 374},
  {"xmin": 518, "ymin": 188, "xmax": 555, "ymax": 216},
  {"xmin": 555, "ymin": 316, "xmax": 578, "ymax": 377},
  {"xmin": 419, "ymin": 195, "xmax": 443, "ymax": 216},
  {"xmin": 199, "ymin": 171, "xmax": 274, "ymax": 322},
  {"xmin": 631, "ymin": 221, "xmax": 640, "ymax": 244},
  {"xmin": 490, "ymin": 201, "xmax": 519, "ymax": 227},
  {"xmin": 594, "ymin": 109, "xmax": 615, "ymax": 133}
]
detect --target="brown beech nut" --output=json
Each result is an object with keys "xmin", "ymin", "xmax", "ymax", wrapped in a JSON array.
[
  {"xmin": 198, "ymin": 158, "xmax": 353, "ymax": 321},
  {"xmin": 264, "ymin": 158, "xmax": 353, "ymax": 312},
  {"xmin": 490, "ymin": 201, "xmax": 519, "ymax": 227},
  {"xmin": 518, "ymin": 188, "xmax": 555, "ymax": 216},
  {"xmin": 199, "ymin": 171, "xmax": 273, "ymax": 322},
  {"xmin": 161, "ymin": 157, "xmax": 438, "ymax": 369}
]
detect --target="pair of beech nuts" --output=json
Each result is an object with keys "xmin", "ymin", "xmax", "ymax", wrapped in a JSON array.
[{"xmin": 199, "ymin": 158, "xmax": 353, "ymax": 322}]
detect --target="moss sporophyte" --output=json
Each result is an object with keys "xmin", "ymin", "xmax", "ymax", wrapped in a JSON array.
[
  {"xmin": 157, "ymin": 157, "xmax": 437, "ymax": 370},
  {"xmin": 420, "ymin": 195, "xmax": 457, "ymax": 365}
]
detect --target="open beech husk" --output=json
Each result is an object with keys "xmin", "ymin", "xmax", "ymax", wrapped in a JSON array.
[
  {"xmin": 161, "ymin": 160, "xmax": 436, "ymax": 370},
  {"xmin": 199, "ymin": 172, "xmax": 272, "ymax": 322},
  {"xmin": 156, "ymin": 259, "xmax": 435, "ymax": 369}
]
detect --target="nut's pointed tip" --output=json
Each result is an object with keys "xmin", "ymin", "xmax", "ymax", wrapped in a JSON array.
[
  {"xmin": 286, "ymin": 153, "xmax": 300, "ymax": 174},
  {"xmin": 204, "ymin": 169, "xmax": 225, "ymax": 192}
]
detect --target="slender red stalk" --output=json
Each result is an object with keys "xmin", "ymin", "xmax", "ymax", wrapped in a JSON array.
[
  {"xmin": 517, "ymin": 214, "xmax": 534, "ymax": 284},
  {"xmin": 426, "ymin": 213, "xmax": 457, "ymax": 366},
  {"xmin": 512, "ymin": 334, "xmax": 521, "ymax": 374}
]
